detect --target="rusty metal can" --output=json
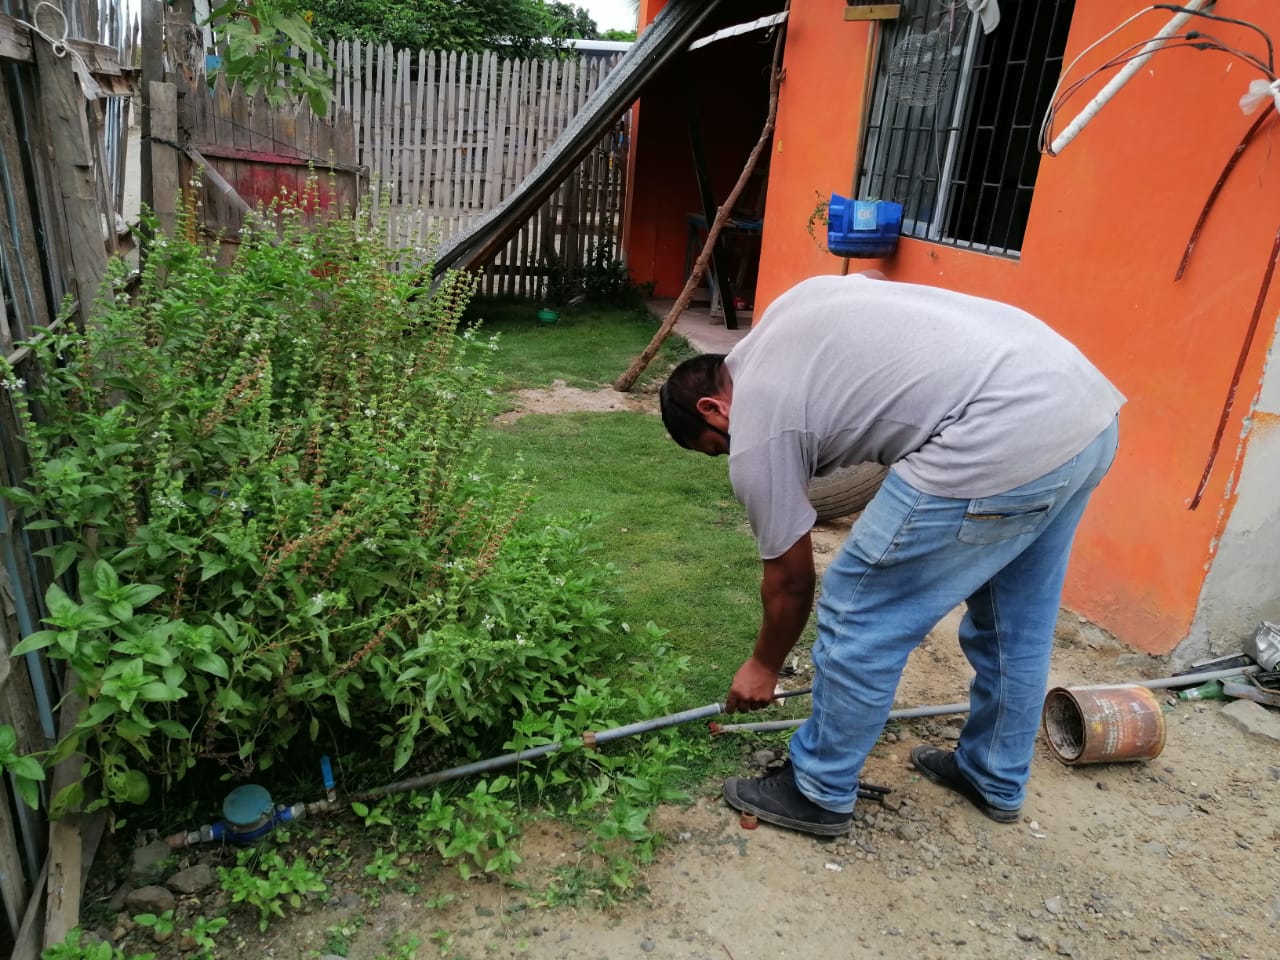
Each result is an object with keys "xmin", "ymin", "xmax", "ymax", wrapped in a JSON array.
[
  {"xmin": 739, "ymin": 812, "xmax": 759, "ymax": 830},
  {"xmin": 1042, "ymin": 684, "xmax": 1166, "ymax": 765}
]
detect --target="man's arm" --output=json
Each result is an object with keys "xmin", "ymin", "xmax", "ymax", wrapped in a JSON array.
[{"xmin": 725, "ymin": 532, "xmax": 816, "ymax": 712}]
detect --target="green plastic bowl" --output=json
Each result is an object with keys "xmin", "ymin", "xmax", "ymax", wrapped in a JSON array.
[{"xmin": 537, "ymin": 308, "xmax": 559, "ymax": 324}]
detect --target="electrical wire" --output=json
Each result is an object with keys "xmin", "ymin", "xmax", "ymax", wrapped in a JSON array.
[
  {"xmin": 1038, "ymin": 6, "xmax": 1277, "ymax": 155},
  {"xmin": 1154, "ymin": 3, "xmax": 1274, "ymax": 71}
]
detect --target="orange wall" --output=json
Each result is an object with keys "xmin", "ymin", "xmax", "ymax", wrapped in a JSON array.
[
  {"xmin": 750, "ymin": 0, "xmax": 1280, "ymax": 652},
  {"xmin": 628, "ymin": 1, "xmax": 781, "ymax": 297},
  {"xmin": 628, "ymin": 0, "xmax": 1280, "ymax": 653}
]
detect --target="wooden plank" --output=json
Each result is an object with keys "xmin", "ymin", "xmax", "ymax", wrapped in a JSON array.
[
  {"xmin": 408, "ymin": 48, "xmax": 425, "ymax": 212},
  {"xmin": 0, "ymin": 771, "xmax": 27, "ymax": 943},
  {"xmin": 148, "ymin": 81, "xmax": 180, "ymax": 239},
  {"xmin": 0, "ymin": 13, "xmax": 138, "ymax": 85},
  {"xmin": 35, "ymin": 36, "xmax": 109, "ymax": 318},
  {"xmin": 445, "ymin": 51, "xmax": 461, "ymax": 218},
  {"xmin": 0, "ymin": 81, "xmax": 52, "ymax": 348},
  {"xmin": 464, "ymin": 52, "xmax": 485, "ymax": 216},
  {"xmin": 9, "ymin": 856, "xmax": 47, "ymax": 960},
  {"xmin": 41, "ymin": 678, "xmax": 85, "ymax": 949},
  {"xmin": 183, "ymin": 146, "xmax": 251, "ymax": 215},
  {"xmin": 430, "ymin": 50, "xmax": 447, "ymax": 212}
]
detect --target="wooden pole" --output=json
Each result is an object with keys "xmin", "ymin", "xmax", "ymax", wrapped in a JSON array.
[
  {"xmin": 33, "ymin": 31, "xmax": 109, "ymax": 320},
  {"xmin": 613, "ymin": 8, "xmax": 788, "ymax": 393}
]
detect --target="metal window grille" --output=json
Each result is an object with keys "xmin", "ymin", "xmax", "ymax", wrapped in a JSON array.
[{"xmin": 858, "ymin": 0, "xmax": 1075, "ymax": 257}]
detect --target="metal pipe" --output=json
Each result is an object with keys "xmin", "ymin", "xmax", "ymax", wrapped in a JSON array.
[
  {"xmin": 712, "ymin": 701, "xmax": 971, "ymax": 735},
  {"xmin": 355, "ymin": 688, "xmax": 813, "ymax": 801},
  {"xmin": 1049, "ymin": 0, "xmax": 1209, "ymax": 156},
  {"xmin": 707, "ymin": 665, "xmax": 1261, "ymax": 735}
]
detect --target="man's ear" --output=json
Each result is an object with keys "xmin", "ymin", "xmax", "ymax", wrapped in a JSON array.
[{"xmin": 695, "ymin": 395, "xmax": 726, "ymax": 419}]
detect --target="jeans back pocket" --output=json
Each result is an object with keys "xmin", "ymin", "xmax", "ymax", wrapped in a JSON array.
[{"xmin": 958, "ymin": 492, "xmax": 1056, "ymax": 545}]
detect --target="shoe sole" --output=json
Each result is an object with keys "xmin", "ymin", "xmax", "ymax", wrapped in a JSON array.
[
  {"xmin": 722, "ymin": 777, "xmax": 851, "ymax": 837},
  {"xmin": 909, "ymin": 746, "xmax": 1021, "ymax": 824}
]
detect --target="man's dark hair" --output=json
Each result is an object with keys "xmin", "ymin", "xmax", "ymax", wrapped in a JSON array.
[{"xmin": 659, "ymin": 353, "xmax": 727, "ymax": 450}]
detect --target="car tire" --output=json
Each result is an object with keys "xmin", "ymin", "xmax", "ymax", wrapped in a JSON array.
[{"xmin": 807, "ymin": 463, "xmax": 888, "ymax": 521}]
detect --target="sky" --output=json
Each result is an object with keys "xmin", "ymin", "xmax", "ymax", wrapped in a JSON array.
[{"xmin": 577, "ymin": 0, "xmax": 639, "ymax": 33}]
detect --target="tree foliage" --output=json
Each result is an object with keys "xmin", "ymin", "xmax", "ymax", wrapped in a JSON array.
[{"xmin": 307, "ymin": 0, "xmax": 603, "ymax": 57}]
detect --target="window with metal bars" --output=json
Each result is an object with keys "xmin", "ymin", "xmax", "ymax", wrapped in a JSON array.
[{"xmin": 857, "ymin": 0, "xmax": 1075, "ymax": 257}]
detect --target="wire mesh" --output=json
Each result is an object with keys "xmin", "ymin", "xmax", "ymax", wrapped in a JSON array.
[{"xmin": 886, "ymin": 25, "xmax": 953, "ymax": 107}]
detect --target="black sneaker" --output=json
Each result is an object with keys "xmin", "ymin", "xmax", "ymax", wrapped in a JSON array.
[
  {"xmin": 910, "ymin": 745, "xmax": 1021, "ymax": 824},
  {"xmin": 722, "ymin": 761, "xmax": 852, "ymax": 837}
]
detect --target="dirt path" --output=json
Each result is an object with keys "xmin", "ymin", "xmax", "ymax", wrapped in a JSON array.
[
  {"xmin": 99, "ymin": 389, "xmax": 1280, "ymax": 960},
  {"xmin": 221, "ymin": 602, "xmax": 1278, "ymax": 960}
]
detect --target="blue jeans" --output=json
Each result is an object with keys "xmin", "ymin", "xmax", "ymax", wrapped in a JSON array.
[{"xmin": 789, "ymin": 419, "xmax": 1119, "ymax": 814}]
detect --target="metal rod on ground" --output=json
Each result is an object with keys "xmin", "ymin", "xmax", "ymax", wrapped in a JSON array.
[
  {"xmin": 708, "ymin": 665, "xmax": 1262, "ymax": 735},
  {"xmin": 354, "ymin": 688, "xmax": 813, "ymax": 801}
]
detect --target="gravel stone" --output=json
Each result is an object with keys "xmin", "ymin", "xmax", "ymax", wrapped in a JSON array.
[
  {"xmin": 166, "ymin": 863, "xmax": 214, "ymax": 895},
  {"xmin": 125, "ymin": 885, "xmax": 176, "ymax": 915},
  {"xmin": 128, "ymin": 840, "xmax": 171, "ymax": 885}
]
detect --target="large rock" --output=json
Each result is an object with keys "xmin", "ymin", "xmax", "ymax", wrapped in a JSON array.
[
  {"xmin": 124, "ymin": 885, "xmax": 176, "ymax": 916},
  {"xmin": 166, "ymin": 863, "xmax": 215, "ymax": 895},
  {"xmin": 1222, "ymin": 699, "xmax": 1280, "ymax": 742},
  {"xmin": 128, "ymin": 840, "xmax": 172, "ymax": 885}
]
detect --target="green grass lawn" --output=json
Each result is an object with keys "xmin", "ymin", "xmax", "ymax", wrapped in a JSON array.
[
  {"xmin": 465, "ymin": 298, "xmax": 696, "ymax": 392},
  {"xmin": 477, "ymin": 300, "xmax": 807, "ymax": 778}
]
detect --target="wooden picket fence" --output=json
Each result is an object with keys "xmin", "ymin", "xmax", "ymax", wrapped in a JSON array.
[{"xmin": 305, "ymin": 43, "xmax": 629, "ymax": 297}]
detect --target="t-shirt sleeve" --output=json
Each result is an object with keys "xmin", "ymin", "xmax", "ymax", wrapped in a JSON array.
[{"xmin": 728, "ymin": 436, "xmax": 817, "ymax": 560}]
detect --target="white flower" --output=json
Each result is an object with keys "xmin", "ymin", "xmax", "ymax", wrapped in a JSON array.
[
  {"xmin": 481, "ymin": 615, "xmax": 494, "ymax": 631},
  {"xmin": 516, "ymin": 635, "xmax": 527, "ymax": 646},
  {"xmin": 2, "ymin": 376, "xmax": 26, "ymax": 391}
]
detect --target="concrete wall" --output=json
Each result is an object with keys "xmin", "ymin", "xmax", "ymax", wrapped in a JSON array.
[{"xmin": 1180, "ymin": 338, "xmax": 1280, "ymax": 665}]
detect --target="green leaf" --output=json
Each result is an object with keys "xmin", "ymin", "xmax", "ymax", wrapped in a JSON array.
[
  {"xmin": 162, "ymin": 663, "xmax": 186, "ymax": 689},
  {"xmin": 138, "ymin": 681, "xmax": 184, "ymax": 702},
  {"xmin": 23, "ymin": 518, "xmax": 64, "ymax": 530},
  {"xmin": 121, "ymin": 584, "xmax": 165, "ymax": 607},
  {"xmin": 7, "ymin": 756, "xmax": 45, "ymax": 782},
  {"xmin": 351, "ymin": 801, "xmax": 369, "ymax": 817},
  {"xmin": 393, "ymin": 732, "xmax": 413, "ymax": 772},
  {"xmin": 15, "ymin": 777, "xmax": 40, "ymax": 810},
  {"xmin": 108, "ymin": 601, "xmax": 135, "ymax": 622},
  {"xmin": 0, "ymin": 725, "xmax": 15, "ymax": 757},
  {"xmin": 50, "ymin": 541, "xmax": 79, "ymax": 577},
  {"xmin": 49, "ymin": 781, "xmax": 84, "ymax": 818},
  {"xmin": 44, "ymin": 583, "xmax": 76, "ymax": 619},
  {"xmin": 92, "ymin": 558, "xmax": 120, "ymax": 596},
  {"xmin": 9, "ymin": 629, "xmax": 59, "ymax": 656},
  {"xmin": 120, "ymin": 769, "xmax": 151, "ymax": 804},
  {"xmin": 192, "ymin": 650, "xmax": 229, "ymax": 678},
  {"xmin": 198, "ymin": 552, "xmax": 230, "ymax": 581},
  {"xmin": 156, "ymin": 719, "xmax": 190, "ymax": 739}
]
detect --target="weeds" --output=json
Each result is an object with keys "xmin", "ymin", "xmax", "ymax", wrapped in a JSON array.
[{"xmin": 218, "ymin": 845, "xmax": 327, "ymax": 930}]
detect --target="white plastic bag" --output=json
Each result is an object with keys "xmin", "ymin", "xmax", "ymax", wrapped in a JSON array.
[{"xmin": 1239, "ymin": 78, "xmax": 1280, "ymax": 116}]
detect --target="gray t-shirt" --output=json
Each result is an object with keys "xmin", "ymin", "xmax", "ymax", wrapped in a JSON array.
[{"xmin": 724, "ymin": 275, "xmax": 1126, "ymax": 559}]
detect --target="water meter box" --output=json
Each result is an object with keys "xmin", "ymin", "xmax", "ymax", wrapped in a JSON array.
[{"xmin": 827, "ymin": 194, "xmax": 902, "ymax": 258}]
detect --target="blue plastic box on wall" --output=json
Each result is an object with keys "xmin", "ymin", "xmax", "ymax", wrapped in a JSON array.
[{"xmin": 827, "ymin": 194, "xmax": 903, "ymax": 258}]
